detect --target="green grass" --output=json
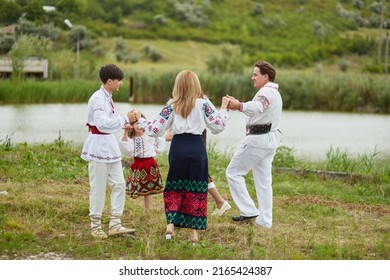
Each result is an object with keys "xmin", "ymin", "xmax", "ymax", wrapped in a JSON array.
[{"xmin": 0, "ymin": 140, "xmax": 389, "ymax": 260}]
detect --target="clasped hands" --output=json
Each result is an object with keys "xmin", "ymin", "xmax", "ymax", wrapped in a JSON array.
[
  {"xmin": 127, "ymin": 109, "xmax": 141, "ymax": 124},
  {"xmin": 123, "ymin": 109, "xmax": 142, "ymax": 130},
  {"xmin": 222, "ymin": 95, "xmax": 241, "ymax": 111}
]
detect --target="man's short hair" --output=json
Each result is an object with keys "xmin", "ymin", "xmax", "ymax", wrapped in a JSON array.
[
  {"xmin": 99, "ymin": 64, "xmax": 124, "ymax": 84},
  {"xmin": 255, "ymin": 60, "xmax": 276, "ymax": 82}
]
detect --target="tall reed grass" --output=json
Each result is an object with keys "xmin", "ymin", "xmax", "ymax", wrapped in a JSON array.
[
  {"xmin": 0, "ymin": 80, "xmax": 100, "ymax": 104},
  {"xmin": 280, "ymin": 72, "xmax": 390, "ymax": 113},
  {"xmin": 0, "ymin": 71, "xmax": 389, "ymax": 113}
]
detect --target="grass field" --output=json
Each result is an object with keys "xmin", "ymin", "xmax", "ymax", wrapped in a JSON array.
[{"xmin": 0, "ymin": 140, "xmax": 388, "ymax": 260}]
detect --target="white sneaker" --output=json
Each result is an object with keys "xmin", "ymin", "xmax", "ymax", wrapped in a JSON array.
[
  {"xmin": 108, "ymin": 226, "xmax": 136, "ymax": 236},
  {"xmin": 212, "ymin": 201, "xmax": 231, "ymax": 216},
  {"xmin": 91, "ymin": 228, "xmax": 108, "ymax": 239}
]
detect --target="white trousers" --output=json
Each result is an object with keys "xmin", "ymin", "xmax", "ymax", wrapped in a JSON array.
[
  {"xmin": 88, "ymin": 161, "xmax": 126, "ymax": 218},
  {"xmin": 226, "ymin": 144, "xmax": 276, "ymax": 228}
]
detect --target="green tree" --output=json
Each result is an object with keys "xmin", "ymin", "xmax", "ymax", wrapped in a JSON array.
[
  {"xmin": 57, "ymin": 0, "xmax": 83, "ymax": 16},
  {"xmin": 68, "ymin": 25, "xmax": 93, "ymax": 51},
  {"xmin": 9, "ymin": 35, "xmax": 51, "ymax": 80},
  {"xmin": 23, "ymin": 0, "xmax": 46, "ymax": 23},
  {"xmin": 106, "ymin": 7, "xmax": 122, "ymax": 25},
  {"xmin": 0, "ymin": 0, "xmax": 22, "ymax": 25}
]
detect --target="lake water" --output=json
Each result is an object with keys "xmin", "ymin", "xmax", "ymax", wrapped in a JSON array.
[{"xmin": 1, "ymin": 103, "xmax": 389, "ymax": 160}]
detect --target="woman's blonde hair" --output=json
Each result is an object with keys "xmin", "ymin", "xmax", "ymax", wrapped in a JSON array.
[{"xmin": 168, "ymin": 70, "xmax": 203, "ymax": 118}]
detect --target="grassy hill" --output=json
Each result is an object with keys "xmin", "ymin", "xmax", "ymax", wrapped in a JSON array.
[
  {"xmin": 74, "ymin": 0, "xmax": 386, "ymax": 68},
  {"xmin": 2, "ymin": 0, "xmax": 389, "ymax": 75}
]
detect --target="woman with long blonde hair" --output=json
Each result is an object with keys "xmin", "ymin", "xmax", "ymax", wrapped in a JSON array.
[{"xmin": 140, "ymin": 70, "xmax": 230, "ymax": 242}]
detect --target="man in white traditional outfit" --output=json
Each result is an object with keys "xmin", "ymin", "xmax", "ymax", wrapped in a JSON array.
[
  {"xmin": 225, "ymin": 60, "xmax": 283, "ymax": 229},
  {"xmin": 81, "ymin": 64, "xmax": 136, "ymax": 238}
]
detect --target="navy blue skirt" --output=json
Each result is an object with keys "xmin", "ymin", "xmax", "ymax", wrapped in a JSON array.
[{"xmin": 164, "ymin": 133, "xmax": 208, "ymax": 230}]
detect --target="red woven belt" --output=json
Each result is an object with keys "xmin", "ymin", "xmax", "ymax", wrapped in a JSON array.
[{"xmin": 86, "ymin": 123, "xmax": 109, "ymax": 135}]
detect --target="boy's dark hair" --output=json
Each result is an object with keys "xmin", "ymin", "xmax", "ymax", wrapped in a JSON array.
[
  {"xmin": 99, "ymin": 64, "xmax": 124, "ymax": 84},
  {"xmin": 255, "ymin": 60, "xmax": 276, "ymax": 82}
]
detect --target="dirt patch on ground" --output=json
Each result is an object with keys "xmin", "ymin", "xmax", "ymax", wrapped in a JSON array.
[{"xmin": 0, "ymin": 252, "xmax": 73, "ymax": 260}]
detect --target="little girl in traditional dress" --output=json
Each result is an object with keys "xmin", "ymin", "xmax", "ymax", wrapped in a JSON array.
[{"xmin": 119, "ymin": 113, "xmax": 167, "ymax": 211}]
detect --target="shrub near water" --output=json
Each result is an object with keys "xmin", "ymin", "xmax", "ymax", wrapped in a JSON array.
[{"xmin": 0, "ymin": 140, "xmax": 389, "ymax": 260}]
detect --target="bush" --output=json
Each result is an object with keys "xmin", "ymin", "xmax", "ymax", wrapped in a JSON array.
[
  {"xmin": 141, "ymin": 44, "xmax": 163, "ymax": 62},
  {"xmin": 205, "ymin": 43, "xmax": 245, "ymax": 74},
  {"xmin": 170, "ymin": 0, "xmax": 210, "ymax": 27},
  {"xmin": 0, "ymin": 34, "xmax": 15, "ymax": 54},
  {"xmin": 274, "ymin": 146, "xmax": 296, "ymax": 168},
  {"xmin": 338, "ymin": 59, "xmax": 351, "ymax": 72},
  {"xmin": 252, "ymin": 4, "xmax": 265, "ymax": 16},
  {"xmin": 154, "ymin": 15, "xmax": 168, "ymax": 26},
  {"xmin": 128, "ymin": 52, "xmax": 140, "ymax": 63},
  {"xmin": 15, "ymin": 18, "xmax": 60, "ymax": 41},
  {"xmin": 346, "ymin": 35, "xmax": 376, "ymax": 55},
  {"xmin": 312, "ymin": 21, "xmax": 328, "ymax": 37}
]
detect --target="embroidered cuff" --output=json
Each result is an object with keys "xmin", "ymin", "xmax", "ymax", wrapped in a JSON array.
[
  {"xmin": 137, "ymin": 117, "xmax": 147, "ymax": 129},
  {"xmin": 239, "ymin": 102, "xmax": 243, "ymax": 112}
]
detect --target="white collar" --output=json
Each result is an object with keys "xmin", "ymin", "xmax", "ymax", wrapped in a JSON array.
[{"xmin": 100, "ymin": 86, "xmax": 112, "ymax": 99}]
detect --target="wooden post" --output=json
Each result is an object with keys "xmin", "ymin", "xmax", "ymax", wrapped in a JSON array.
[
  {"xmin": 129, "ymin": 76, "xmax": 135, "ymax": 102},
  {"xmin": 385, "ymin": 29, "xmax": 389, "ymax": 80}
]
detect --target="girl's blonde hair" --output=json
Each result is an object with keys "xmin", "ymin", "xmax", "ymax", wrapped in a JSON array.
[
  {"xmin": 128, "ymin": 113, "xmax": 146, "ymax": 139},
  {"xmin": 168, "ymin": 70, "xmax": 203, "ymax": 119}
]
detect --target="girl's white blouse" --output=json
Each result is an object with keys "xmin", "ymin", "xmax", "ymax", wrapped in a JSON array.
[{"xmin": 119, "ymin": 134, "xmax": 167, "ymax": 158}]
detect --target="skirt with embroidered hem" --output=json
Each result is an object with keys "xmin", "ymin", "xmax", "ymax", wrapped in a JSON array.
[
  {"xmin": 164, "ymin": 133, "xmax": 208, "ymax": 230},
  {"xmin": 126, "ymin": 157, "xmax": 164, "ymax": 199}
]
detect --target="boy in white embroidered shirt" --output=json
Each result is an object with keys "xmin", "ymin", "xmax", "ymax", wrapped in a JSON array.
[
  {"xmin": 81, "ymin": 64, "xmax": 135, "ymax": 239},
  {"xmin": 119, "ymin": 112, "xmax": 168, "ymax": 212}
]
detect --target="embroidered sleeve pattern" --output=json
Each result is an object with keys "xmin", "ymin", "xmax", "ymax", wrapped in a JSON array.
[
  {"xmin": 203, "ymin": 101, "xmax": 229, "ymax": 133},
  {"xmin": 160, "ymin": 105, "xmax": 173, "ymax": 120},
  {"xmin": 92, "ymin": 95, "xmax": 106, "ymax": 114},
  {"xmin": 147, "ymin": 105, "xmax": 173, "ymax": 136},
  {"xmin": 134, "ymin": 137, "xmax": 144, "ymax": 158},
  {"xmin": 203, "ymin": 102, "xmax": 215, "ymax": 118},
  {"xmin": 257, "ymin": 95, "xmax": 270, "ymax": 110},
  {"xmin": 93, "ymin": 107, "xmax": 105, "ymax": 113},
  {"xmin": 92, "ymin": 98, "xmax": 105, "ymax": 114}
]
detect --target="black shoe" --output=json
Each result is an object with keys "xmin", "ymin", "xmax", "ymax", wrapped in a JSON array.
[{"xmin": 232, "ymin": 215, "xmax": 258, "ymax": 222}]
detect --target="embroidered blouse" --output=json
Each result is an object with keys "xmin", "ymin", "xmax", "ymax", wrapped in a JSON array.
[
  {"xmin": 119, "ymin": 134, "xmax": 167, "ymax": 158},
  {"xmin": 145, "ymin": 98, "xmax": 230, "ymax": 138},
  {"xmin": 81, "ymin": 86, "xmax": 129, "ymax": 163}
]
